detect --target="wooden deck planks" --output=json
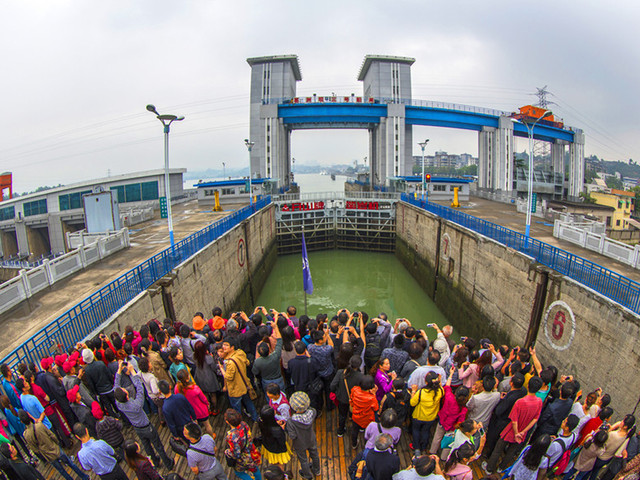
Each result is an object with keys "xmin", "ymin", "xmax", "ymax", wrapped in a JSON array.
[{"xmin": 30, "ymin": 402, "xmax": 489, "ymax": 479}]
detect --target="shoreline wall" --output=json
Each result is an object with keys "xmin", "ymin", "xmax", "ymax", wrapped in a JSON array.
[
  {"xmin": 396, "ymin": 201, "xmax": 640, "ymax": 416},
  {"xmin": 96, "ymin": 204, "xmax": 277, "ymax": 335}
]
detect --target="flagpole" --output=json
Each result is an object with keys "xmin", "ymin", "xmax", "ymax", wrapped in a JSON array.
[
  {"xmin": 304, "ymin": 290, "xmax": 308, "ymax": 317},
  {"xmin": 301, "ymin": 227, "xmax": 313, "ymax": 317}
]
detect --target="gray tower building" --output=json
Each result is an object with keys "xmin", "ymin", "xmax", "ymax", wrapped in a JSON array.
[
  {"xmin": 247, "ymin": 55, "xmax": 302, "ymax": 188},
  {"xmin": 358, "ymin": 55, "xmax": 415, "ymax": 186}
]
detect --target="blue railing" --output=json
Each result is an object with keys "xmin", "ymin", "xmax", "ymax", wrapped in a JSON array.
[
  {"xmin": 401, "ymin": 193, "xmax": 640, "ymax": 314},
  {"xmin": 1, "ymin": 197, "xmax": 272, "ymax": 369}
]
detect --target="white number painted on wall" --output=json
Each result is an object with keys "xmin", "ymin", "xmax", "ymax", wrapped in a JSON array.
[{"xmin": 543, "ymin": 300, "xmax": 576, "ymax": 351}]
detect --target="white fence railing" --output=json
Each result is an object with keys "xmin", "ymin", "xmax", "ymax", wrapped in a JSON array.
[
  {"xmin": 554, "ymin": 220, "xmax": 640, "ymax": 269},
  {"xmin": 0, "ymin": 228, "xmax": 129, "ymax": 315}
]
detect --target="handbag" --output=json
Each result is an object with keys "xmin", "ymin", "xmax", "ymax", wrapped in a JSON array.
[
  {"xmin": 225, "ymin": 452, "xmax": 238, "ymax": 468},
  {"xmin": 440, "ymin": 431, "xmax": 455, "ymax": 450},
  {"xmin": 169, "ymin": 437, "xmax": 189, "ymax": 456},
  {"xmin": 229, "ymin": 358, "xmax": 258, "ymax": 400},
  {"xmin": 344, "ymin": 375, "xmax": 353, "ymax": 413}
]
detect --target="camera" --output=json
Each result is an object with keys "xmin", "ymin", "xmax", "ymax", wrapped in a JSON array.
[
  {"xmin": 122, "ymin": 361, "xmax": 128, "ymax": 367},
  {"xmin": 427, "ymin": 323, "xmax": 435, "ymax": 328},
  {"xmin": 353, "ymin": 311, "xmax": 359, "ymax": 317}
]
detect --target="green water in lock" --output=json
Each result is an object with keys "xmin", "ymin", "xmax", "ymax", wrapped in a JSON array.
[{"xmin": 256, "ymin": 250, "xmax": 448, "ymax": 333}]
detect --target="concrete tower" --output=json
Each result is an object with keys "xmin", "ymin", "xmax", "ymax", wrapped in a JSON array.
[
  {"xmin": 358, "ymin": 55, "xmax": 415, "ymax": 187},
  {"xmin": 247, "ymin": 55, "xmax": 302, "ymax": 187}
]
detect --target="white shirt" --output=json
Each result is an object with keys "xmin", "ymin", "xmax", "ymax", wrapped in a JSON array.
[{"xmin": 408, "ymin": 365, "xmax": 448, "ymax": 389}]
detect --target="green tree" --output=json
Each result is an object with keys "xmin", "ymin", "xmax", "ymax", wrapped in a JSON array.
[{"xmin": 605, "ymin": 176, "xmax": 623, "ymax": 190}]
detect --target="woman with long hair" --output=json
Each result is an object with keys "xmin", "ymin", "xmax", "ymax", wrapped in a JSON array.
[
  {"xmin": 192, "ymin": 340, "xmax": 220, "ymax": 416},
  {"xmin": 508, "ymin": 434, "xmax": 552, "ymax": 480},
  {"xmin": 258, "ymin": 406, "xmax": 291, "ymax": 471},
  {"xmin": 590, "ymin": 415, "xmax": 637, "ymax": 480},
  {"xmin": 563, "ymin": 430, "xmax": 608, "ymax": 480},
  {"xmin": 336, "ymin": 342, "xmax": 356, "ymax": 370},
  {"xmin": 175, "ymin": 369, "xmax": 215, "ymax": 438},
  {"xmin": 124, "ymin": 439, "xmax": 163, "ymax": 480},
  {"xmin": 430, "ymin": 365, "xmax": 470, "ymax": 454},
  {"xmin": 410, "ymin": 371, "xmax": 444, "ymax": 456},
  {"xmin": 458, "ymin": 343, "xmax": 502, "ymax": 389},
  {"xmin": 280, "ymin": 326, "xmax": 297, "ymax": 395},
  {"xmin": 444, "ymin": 443, "xmax": 476, "ymax": 480},
  {"xmin": 370, "ymin": 357, "xmax": 396, "ymax": 402},
  {"xmin": 331, "ymin": 355, "xmax": 364, "ymax": 437}
]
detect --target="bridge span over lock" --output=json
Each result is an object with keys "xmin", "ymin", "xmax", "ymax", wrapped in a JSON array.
[{"xmin": 247, "ymin": 54, "xmax": 585, "ymax": 199}]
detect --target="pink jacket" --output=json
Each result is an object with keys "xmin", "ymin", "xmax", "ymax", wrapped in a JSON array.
[
  {"xmin": 438, "ymin": 385, "xmax": 468, "ymax": 431},
  {"xmin": 458, "ymin": 352, "xmax": 503, "ymax": 388},
  {"xmin": 175, "ymin": 384, "xmax": 209, "ymax": 420}
]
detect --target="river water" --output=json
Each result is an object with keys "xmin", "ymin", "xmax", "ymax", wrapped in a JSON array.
[{"xmin": 257, "ymin": 172, "xmax": 448, "ymax": 333}]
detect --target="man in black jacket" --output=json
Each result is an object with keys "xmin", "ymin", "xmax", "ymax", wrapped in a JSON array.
[
  {"xmin": 82, "ymin": 349, "xmax": 118, "ymax": 417},
  {"xmin": 483, "ymin": 373, "xmax": 527, "ymax": 457},
  {"xmin": 365, "ymin": 434, "xmax": 400, "ymax": 480},
  {"xmin": 34, "ymin": 357, "xmax": 77, "ymax": 428}
]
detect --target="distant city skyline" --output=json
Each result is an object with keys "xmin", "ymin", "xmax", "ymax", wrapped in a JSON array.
[{"xmin": 1, "ymin": 1, "xmax": 638, "ymax": 193}]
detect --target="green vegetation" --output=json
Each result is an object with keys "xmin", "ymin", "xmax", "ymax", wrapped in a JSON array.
[{"xmin": 605, "ymin": 176, "xmax": 624, "ymax": 190}]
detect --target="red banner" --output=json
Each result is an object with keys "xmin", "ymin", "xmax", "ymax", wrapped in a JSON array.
[
  {"xmin": 281, "ymin": 201, "xmax": 325, "ymax": 212},
  {"xmin": 345, "ymin": 201, "xmax": 379, "ymax": 210}
]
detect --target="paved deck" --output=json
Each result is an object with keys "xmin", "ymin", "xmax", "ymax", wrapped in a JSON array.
[
  {"xmin": 440, "ymin": 196, "xmax": 640, "ymax": 284},
  {"xmin": 0, "ymin": 200, "xmax": 244, "ymax": 359},
  {"xmin": 35, "ymin": 399, "xmax": 487, "ymax": 480}
]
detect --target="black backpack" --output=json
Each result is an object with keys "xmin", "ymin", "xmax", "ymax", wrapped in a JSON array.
[
  {"xmin": 364, "ymin": 334, "xmax": 382, "ymax": 363},
  {"xmin": 348, "ymin": 450, "xmax": 373, "ymax": 480}
]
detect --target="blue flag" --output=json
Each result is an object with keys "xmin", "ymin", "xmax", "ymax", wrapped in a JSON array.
[{"xmin": 301, "ymin": 231, "xmax": 313, "ymax": 295}]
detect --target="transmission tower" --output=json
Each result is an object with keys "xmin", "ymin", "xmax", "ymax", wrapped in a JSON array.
[{"xmin": 531, "ymin": 86, "xmax": 556, "ymax": 163}]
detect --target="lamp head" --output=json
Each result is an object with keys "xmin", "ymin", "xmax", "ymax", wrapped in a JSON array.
[
  {"xmin": 176, "ymin": 116, "xmax": 185, "ymax": 121},
  {"xmin": 541, "ymin": 110, "xmax": 553, "ymax": 119},
  {"xmin": 146, "ymin": 104, "xmax": 159, "ymax": 115}
]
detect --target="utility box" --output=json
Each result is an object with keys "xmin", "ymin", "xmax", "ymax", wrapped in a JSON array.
[{"xmin": 83, "ymin": 191, "xmax": 121, "ymax": 233}]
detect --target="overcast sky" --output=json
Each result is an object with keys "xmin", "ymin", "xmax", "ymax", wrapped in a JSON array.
[{"xmin": 1, "ymin": 1, "xmax": 638, "ymax": 192}]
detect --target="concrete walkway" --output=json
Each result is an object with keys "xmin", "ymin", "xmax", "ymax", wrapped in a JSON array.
[
  {"xmin": 0, "ymin": 200, "xmax": 241, "ymax": 359},
  {"xmin": 451, "ymin": 196, "xmax": 640, "ymax": 283}
]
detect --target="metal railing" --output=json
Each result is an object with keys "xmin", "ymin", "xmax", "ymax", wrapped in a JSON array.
[
  {"xmin": 401, "ymin": 194, "xmax": 640, "ymax": 314},
  {"xmin": 0, "ymin": 196, "xmax": 271, "ymax": 369}
]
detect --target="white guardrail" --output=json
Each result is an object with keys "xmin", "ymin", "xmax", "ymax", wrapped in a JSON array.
[
  {"xmin": 554, "ymin": 220, "xmax": 640, "ymax": 269},
  {"xmin": 0, "ymin": 228, "xmax": 130, "ymax": 315}
]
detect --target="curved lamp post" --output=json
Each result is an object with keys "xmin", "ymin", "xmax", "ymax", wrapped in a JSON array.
[
  {"xmin": 418, "ymin": 139, "xmax": 430, "ymax": 200},
  {"xmin": 244, "ymin": 139, "xmax": 255, "ymax": 205},
  {"xmin": 146, "ymin": 104, "xmax": 184, "ymax": 247},
  {"xmin": 512, "ymin": 110, "xmax": 552, "ymax": 238}
]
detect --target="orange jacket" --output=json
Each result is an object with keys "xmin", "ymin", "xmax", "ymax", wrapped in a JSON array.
[{"xmin": 350, "ymin": 386, "xmax": 379, "ymax": 428}]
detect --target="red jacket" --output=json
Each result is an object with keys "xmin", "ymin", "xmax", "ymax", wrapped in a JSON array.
[{"xmin": 350, "ymin": 386, "xmax": 379, "ymax": 428}]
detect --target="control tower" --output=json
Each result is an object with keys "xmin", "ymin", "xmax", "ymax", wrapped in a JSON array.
[
  {"xmin": 247, "ymin": 55, "xmax": 302, "ymax": 188},
  {"xmin": 358, "ymin": 55, "xmax": 415, "ymax": 185}
]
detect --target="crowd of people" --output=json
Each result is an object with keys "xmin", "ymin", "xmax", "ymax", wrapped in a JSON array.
[{"xmin": 0, "ymin": 305, "xmax": 635, "ymax": 480}]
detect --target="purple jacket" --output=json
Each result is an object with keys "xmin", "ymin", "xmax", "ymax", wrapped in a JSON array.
[{"xmin": 374, "ymin": 369, "xmax": 393, "ymax": 402}]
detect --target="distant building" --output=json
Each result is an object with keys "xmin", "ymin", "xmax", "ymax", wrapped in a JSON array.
[
  {"xmin": 413, "ymin": 151, "xmax": 477, "ymax": 169},
  {"xmin": 0, "ymin": 168, "xmax": 185, "ymax": 260},
  {"xmin": 389, "ymin": 176, "xmax": 472, "ymax": 201},
  {"xmin": 590, "ymin": 189, "xmax": 635, "ymax": 229},
  {"xmin": 195, "ymin": 178, "xmax": 276, "ymax": 206}
]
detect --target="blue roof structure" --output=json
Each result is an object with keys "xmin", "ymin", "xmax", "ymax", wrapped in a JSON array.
[{"xmin": 194, "ymin": 178, "xmax": 271, "ymax": 188}]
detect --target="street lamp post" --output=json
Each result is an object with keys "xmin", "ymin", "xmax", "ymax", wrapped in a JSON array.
[
  {"xmin": 512, "ymin": 110, "xmax": 553, "ymax": 237},
  {"xmin": 146, "ymin": 104, "xmax": 184, "ymax": 248},
  {"xmin": 244, "ymin": 139, "xmax": 255, "ymax": 205},
  {"xmin": 418, "ymin": 139, "xmax": 430, "ymax": 200},
  {"xmin": 222, "ymin": 162, "xmax": 226, "ymax": 179}
]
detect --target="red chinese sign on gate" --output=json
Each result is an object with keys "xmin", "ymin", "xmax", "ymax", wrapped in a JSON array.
[{"xmin": 280, "ymin": 202, "xmax": 325, "ymax": 212}]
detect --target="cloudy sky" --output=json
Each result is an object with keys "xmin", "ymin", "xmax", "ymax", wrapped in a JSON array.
[{"xmin": 1, "ymin": 1, "xmax": 638, "ymax": 192}]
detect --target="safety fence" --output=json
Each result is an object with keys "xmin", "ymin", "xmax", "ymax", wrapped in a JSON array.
[
  {"xmin": 401, "ymin": 194, "xmax": 640, "ymax": 315},
  {"xmin": 0, "ymin": 196, "xmax": 271, "ymax": 369}
]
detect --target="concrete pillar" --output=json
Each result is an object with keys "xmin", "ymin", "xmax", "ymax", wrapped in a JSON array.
[
  {"xmin": 47, "ymin": 214, "xmax": 66, "ymax": 255},
  {"xmin": 15, "ymin": 222, "xmax": 29, "ymax": 257},
  {"xmin": 26, "ymin": 225, "xmax": 50, "ymax": 260},
  {"xmin": 551, "ymin": 142, "xmax": 567, "ymax": 199},
  {"xmin": 569, "ymin": 130, "xmax": 585, "ymax": 200},
  {"xmin": 496, "ymin": 116, "xmax": 515, "ymax": 193},
  {"xmin": 478, "ymin": 127, "xmax": 497, "ymax": 190}
]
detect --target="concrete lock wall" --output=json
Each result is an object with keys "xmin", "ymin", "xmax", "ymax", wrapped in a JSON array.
[
  {"xmin": 396, "ymin": 202, "xmax": 640, "ymax": 416},
  {"xmin": 98, "ymin": 204, "xmax": 277, "ymax": 336}
]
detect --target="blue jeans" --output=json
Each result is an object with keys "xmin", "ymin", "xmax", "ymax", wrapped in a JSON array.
[
  {"xmin": 412, "ymin": 418, "xmax": 437, "ymax": 453},
  {"xmin": 234, "ymin": 469, "xmax": 263, "ymax": 480},
  {"xmin": 229, "ymin": 393, "xmax": 258, "ymax": 422},
  {"xmin": 563, "ymin": 467, "xmax": 591, "ymax": 480},
  {"xmin": 51, "ymin": 452, "xmax": 89, "ymax": 480}
]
